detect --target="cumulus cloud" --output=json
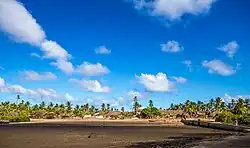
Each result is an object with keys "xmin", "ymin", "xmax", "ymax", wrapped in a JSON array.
[
  {"xmin": 76, "ymin": 62, "xmax": 110, "ymax": 76},
  {"xmin": 69, "ymin": 78, "xmax": 110, "ymax": 93},
  {"xmin": 161, "ymin": 41, "xmax": 183, "ymax": 53},
  {"xmin": 41, "ymin": 40, "xmax": 71, "ymax": 60},
  {"xmin": 0, "ymin": 77, "xmax": 5, "ymax": 88},
  {"xmin": 20, "ymin": 71, "xmax": 57, "ymax": 81},
  {"xmin": 127, "ymin": 90, "xmax": 142, "ymax": 99},
  {"xmin": 171, "ymin": 76, "xmax": 187, "ymax": 84},
  {"xmin": 95, "ymin": 46, "xmax": 111, "ymax": 54},
  {"xmin": 182, "ymin": 60, "xmax": 192, "ymax": 71},
  {"xmin": 131, "ymin": 0, "xmax": 216, "ymax": 21},
  {"xmin": 136, "ymin": 73, "xmax": 175, "ymax": 92},
  {"xmin": 0, "ymin": 0, "xmax": 74, "ymax": 74},
  {"xmin": 222, "ymin": 93, "xmax": 250, "ymax": 104},
  {"xmin": 51, "ymin": 59, "xmax": 74, "ymax": 74},
  {"xmin": 64, "ymin": 93, "xmax": 76, "ymax": 101},
  {"xmin": 202, "ymin": 60, "xmax": 237, "ymax": 76},
  {"xmin": 218, "ymin": 41, "xmax": 239, "ymax": 58},
  {"xmin": 0, "ymin": 81, "xmax": 76, "ymax": 102},
  {"xmin": 0, "ymin": 0, "xmax": 46, "ymax": 46}
]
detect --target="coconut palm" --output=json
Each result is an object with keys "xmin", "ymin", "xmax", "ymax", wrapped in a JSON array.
[
  {"xmin": 121, "ymin": 106, "xmax": 125, "ymax": 112},
  {"xmin": 149, "ymin": 100, "xmax": 154, "ymax": 109},
  {"xmin": 101, "ymin": 103, "xmax": 106, "ymax": 112},
  {"xmin": 107, "ymin": 104, "xmax": 110, "ymax": 111},
  {"xmin": 66, "ymin": 101, "xmax": 72, "ymax": 113}
]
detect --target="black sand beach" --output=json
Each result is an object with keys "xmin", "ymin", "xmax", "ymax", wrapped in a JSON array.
[{"xmin": 0, "ymin": 121, "xmax": 249, "ymax": 148}]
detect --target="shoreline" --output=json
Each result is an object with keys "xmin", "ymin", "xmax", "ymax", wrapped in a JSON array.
[{"xmin": 8, "ymin": 118, "xmax": 185, "ymax": 127}]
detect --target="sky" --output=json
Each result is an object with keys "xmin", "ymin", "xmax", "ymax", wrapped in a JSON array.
[{"xmin": 0, "ymin": 0, "xmax": 250, "ymax": 110}]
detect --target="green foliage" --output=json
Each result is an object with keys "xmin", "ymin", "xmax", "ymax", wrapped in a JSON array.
[
  {"xmin": 215, "ymin": 110, "xmax": 235, "ymax": 123},
  {"xmin": 0, "ymin": 111, "xmax": 30, "ymax": 122},
  {"xmin": 140, "ymin": 107, "xmax": 162, "ymax": 118}
]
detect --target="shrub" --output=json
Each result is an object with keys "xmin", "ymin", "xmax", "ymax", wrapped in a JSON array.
[
  {"xmin": 30, "ymin": 110, "xmax": 45, "ymax": 119},
  {"xmin": 45, "ymin": 112, "xmax": 56, "ymax": 119},
  {"xmin": 215, "ymin": 110, "xmax": 235, "ymax": 123},
  {"xmin": 0, "ymin": 112, "xmax": 30, "ymax": 122},
  {"xmin": 140, "ymin": 107, "xmax": 162, "ymax": 119}
]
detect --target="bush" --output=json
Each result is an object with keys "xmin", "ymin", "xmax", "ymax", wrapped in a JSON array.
[
  {"xmin": 45, "ymin": 112, "xmax": 56, "ymax": 119},
  {"xmin": 215, "ymin": 110, "xmax": 235, "ymax": 123},
  {"xmin": 30, "ymin": 110, "xmax": 45, "ymax": 119},
  {"xmin": 216, "ymin": 111, "xmax": 250, "ymax": 125},
  {"xmin": 0, "ymin": 112, "xmax": 30, "ymax": 122},
  {"xmin": 234, "ymin": 113, "xmax": 250, "ymax": 125},
  {"xmin": 140, "ymin": 107, "xmax": 162, "ymax": 119}
]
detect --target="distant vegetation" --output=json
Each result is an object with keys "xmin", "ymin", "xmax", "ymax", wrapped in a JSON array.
[
  {"xmin": 1, "ymin": 95, "xmax": 250, "ymax": 125},
  {"xmin": 169, "ymin": 97, "xmax": 250, "ymax": 125}
]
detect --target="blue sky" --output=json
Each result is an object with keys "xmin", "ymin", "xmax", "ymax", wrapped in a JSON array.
[{"xmin": 0, "ymin": 0, "xmax": 250, "ymax": 110}]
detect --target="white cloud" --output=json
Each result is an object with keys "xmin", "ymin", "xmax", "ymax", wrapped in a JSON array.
[
  {"xmin": 30, "ymin": 52, "xmax": 42, "ymax": 59},
  {"xmin": 41, "ymin": 40, "xmax": 71, "ymax": 60},
  {"xmin": 21, "ymin": 71, "xmax": 57, "ymax": 81},
  {"xmin": 76, "ymin": 62, "xmax": 110, "ymax": 76},
  {"xmin": 0, "ymin": 77, "xmax": 5, "ymax": 88},
  {"xmin": 132, "ymin": 0, "xmax": 216, "ymax": 21},
  {"xmin": 136, "ymin": 73, "xmax": 174, "ymax": 92},
  {"xmin": 0, "ymin": 66, "xmax": 4, "ymax": 70},
  {"xmin": 0, "ymin": 0, "xmax": 46, "ymax": 46},
  {"xmin": 36, "ymin": 88, "xmax": 57, "ymax": 99},
  {"xmin": 171, "ymin": 76, "xmax": 187, "ymax": 83},
  {"xmin": 222, "ymin": 93, "xmax": 250, "ymax": 104},
  {"xmin": 182, "ymin": 60, "xmax": 192, "ymax": 71},
  {"xmin": 69, "ymin": 78, "xmax": 110, "ymax": 93},
  {"xmin": 0, "ymin": 82, "xmax": 76, "ymax": 102},
  {"xmin": 64, "ymin": 93, "xmax": 76, "ymax": 101},
  {"xmin": 218, "ymin": 41, "xmax": 239, "ymax": 58},
  {"xmin": 127, "ymin": 90, "xmax": 142, "ymax": 99},
  {"xmin": 95, "ymin": 46, "xmax": 111, "ymax": 54},
  {"xmin": 202, "ymin": 60, "xmax": 237, "ymax": 76},
  {"xmin": 51, "ymin": 59, "xmax": 74, "ymax": 74},
  {"xmin": 0, "ymin": 0, "xmax": 74, "ymax": 74},
  {"xmin": 161, "ymin": 41, "xmax": 183, "ymax": 53}
]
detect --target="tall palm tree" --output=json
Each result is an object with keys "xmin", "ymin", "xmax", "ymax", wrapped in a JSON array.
[
  {"xmin": 133, "ymin": 96, "xmax": 140, "ymax": 115},
  {"xmin": 107, "ymin": 104, "xmax": 110, "ymax": 111},
  {"xmin": 215, "ymin": 97, "xmax": 222, "ymax": 111},
  {"xmin": 101, "ymin": 103, "xmax": 106, "ymax": 112},
  {"xmin": 66, "ymin": 101, "xmax": 72, "ymax": 113},
  {"xmin": 149, "ymin": 100, "xmax": 154, "ymax": 109},
  {"xmin": 39, "ymin": 101, "xmax": 46, "ymax": 110},
  {"xmin": 121, "ymin": 106, "xmax": 125, "ymax": 112}
]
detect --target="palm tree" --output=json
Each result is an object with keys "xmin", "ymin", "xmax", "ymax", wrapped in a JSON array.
[
  {"xmin": 121, "ymin": 106, "xmax": 125, "ymax": 112},
  {"xmin": 149, "ymin": 100, "xmax": 154, "ymax": 109},
  {"xmin": 170, "ymin": 103, "xmax": 174, "ymax": 110},
  {"xmin": 39, "ymin": 101, "xmax": 46, "ymax": 110},
  {"xmin": 25, "ymin": 101, "xmax": 30, "ymax": 109},
  {"xmin": 101, "ymin": 103, "xmax": 106, "ymax": 112},
  {"xmin": 107, "ymin": 104, "xmax": 110, "ymax": 111},
  {"xmin": 16, "ymin": 95, "xmax": 21, "ymax": 104},
  {"xmin": 66, "ymin": 101, "xmax": 72, "ymax": 113},
  {"xmin": 215, "ymin": 97, "xmax": 222, "ymax": 112},
  {"xmin": 133, "ymin": 96, "xmax": 140, "ymax": 115},
  {"xmin": 83, "ymin": 103, "xmax": 89, "ymax": 112}
]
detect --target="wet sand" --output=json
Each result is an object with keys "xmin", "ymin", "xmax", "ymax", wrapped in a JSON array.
[{"xmin": 0, "ymin": 121, "xmax": 249, "ymax": 148}]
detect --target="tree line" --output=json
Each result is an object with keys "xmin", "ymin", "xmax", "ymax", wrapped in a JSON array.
[{"xmin": 1, "ymin": 95, "xmax": 250, "ymax": 125}]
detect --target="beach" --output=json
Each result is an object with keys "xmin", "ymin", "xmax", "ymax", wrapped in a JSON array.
[{"xmin": 1, "ymin": 120, "xmax": 249, "ymax": 148}]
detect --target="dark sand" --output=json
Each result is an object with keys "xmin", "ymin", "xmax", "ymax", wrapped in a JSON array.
[{"xmin": 0, "ymin": 121, "xmax": 249, "ymax": 148}]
